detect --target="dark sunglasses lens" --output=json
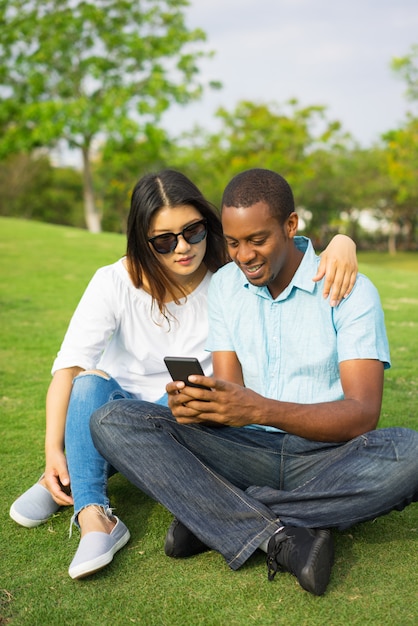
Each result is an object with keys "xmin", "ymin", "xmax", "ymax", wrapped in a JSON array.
[
  {"xmin": 152, "ymin": 235, "xmax": 177, "ymax": 254},
  {"xmin": 150, "ymin": 221, "xmax": 207, "ymax": 254},
  {"xmin": 183, "ymin": 222, "xmax": 207, "ymax": 244}
]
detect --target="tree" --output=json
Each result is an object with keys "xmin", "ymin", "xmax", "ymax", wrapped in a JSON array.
[
  {"xmin": 391, "ymin": 44, "xmax": 418, "ymax": 104},
  {"xmin": 383, "ymin": 117, "xmax": 418, "ymax": 251},
  {"xmin": 96, "ymin": 125, "xmax": 173, "ymax": 233},
  {"xmin": 326, "ymin": 146, "xmax": 398, "ymax": 252},
  {"xmin": 171, "ymin": 99, "xmax": 352, "ymax": 228},
  {"xmin": 0, "ymin": 152, "xmax": 84, "ymax": 225},
  {"xmin": 387, "ymin": 44, "xmax": 418, "ymax": 250},
  {"xmin": 0, "ymin": 0, "xmax": 219, "ymax": 232}
]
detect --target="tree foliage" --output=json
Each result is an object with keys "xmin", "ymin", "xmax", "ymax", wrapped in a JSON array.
[
  {"xmin": 0, "ymin": 152, "xmax": 84, "ymax": 225},
  {"xmin": 2, "ymin": 35, "xmax": 418, "ymax": 250},
  {"xmin": 391, "ymin": 44, "xmax": 418, "ymax": 105},
  {"xmin": 383, "ymin": 116, "xmax": 418, "ymax": 250},
  {"xmin": 96, "ymin": 124, "xmax": 173, "ymax": 233},
  {"xmin": 171, "ymin": 100, "xmax": 354, "ymax": 235},
  {"xmin": 386, "ymin": 44, "xmax": 418, "ymax": 250},
  {"xmin": 0, "ymin": 0, "xmax": 219, "ymax": 231}
]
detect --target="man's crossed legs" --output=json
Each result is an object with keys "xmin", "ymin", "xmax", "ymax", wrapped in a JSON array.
[{"xmin": 90, "ymin": 400, "xmax": 418, "ymax": 595}]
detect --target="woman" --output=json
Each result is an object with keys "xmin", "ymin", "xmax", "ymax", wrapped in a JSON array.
[{"xmin": 10, "ymin": 169, "xmax": 357, "ymax": 580}]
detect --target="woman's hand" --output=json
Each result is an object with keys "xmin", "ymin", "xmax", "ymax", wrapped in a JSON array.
[
  {"xmin": 313, "ymin": 234, "xmax": 358, "ymax": 306},
  {"xmin": 44, "ymin": 450, "xmax": 73, "ymax": 506}
]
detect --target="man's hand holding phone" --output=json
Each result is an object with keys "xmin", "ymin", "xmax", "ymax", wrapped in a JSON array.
[
  {"xmin": 164, "ymin": 357, "xmax": 211, "ymax": 390},
  {"xmin": 164, "ymin": 355, "xmax": 262, "ymax": 428},
  {"xmin": 164, "ymin": 356, "xmax": 216, "ymax": 424}
]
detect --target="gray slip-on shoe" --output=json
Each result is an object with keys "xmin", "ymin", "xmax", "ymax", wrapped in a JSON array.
[
  {"xmin": 69, "ymin": 517, "xmax": 130, "ymax": 579},
  {"xmin": 10, "ymin": 478, "xmax": 60, "ymax": 528}
]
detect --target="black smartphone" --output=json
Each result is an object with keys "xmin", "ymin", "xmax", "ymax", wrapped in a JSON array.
[{"xmin": 164, "ymin": 356, "xmax": 210, "ymax": 390}]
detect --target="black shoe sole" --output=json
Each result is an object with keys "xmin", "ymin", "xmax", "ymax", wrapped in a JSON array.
[{"xmin": 298, "ymin": 529, "xmax": 334, "ymax": 596}]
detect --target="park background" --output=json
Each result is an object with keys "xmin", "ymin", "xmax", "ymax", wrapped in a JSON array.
[
  {"xmin": 1, "ymin": 1, "xmax": 417, "ymax": 624},
  {"xmin": 0, "ymin": 0, "xmax": 417, "ymax": 251}
]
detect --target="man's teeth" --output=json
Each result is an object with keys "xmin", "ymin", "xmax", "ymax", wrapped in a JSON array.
[{"xmin": 247, "ymin": 264, "xmax": 262, "ymax": 273}]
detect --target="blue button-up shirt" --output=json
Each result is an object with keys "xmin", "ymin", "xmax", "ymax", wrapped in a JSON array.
[{"xmin": 207, "ymin": 237, "xmax": 390, "ymax": 430}]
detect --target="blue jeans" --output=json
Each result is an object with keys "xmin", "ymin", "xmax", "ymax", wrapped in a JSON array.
[
  {"xmin": 65, "ymin": 372, "xmax": 167, "ymax": 519},
  {"xmin": 90, "ymin": 400, "xmax": 418, "ymax": 570}
]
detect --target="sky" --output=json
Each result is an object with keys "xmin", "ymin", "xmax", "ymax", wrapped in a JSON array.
[{"xmin": 161, "ymin": 0, "xmax": 418, "ymax": 147}]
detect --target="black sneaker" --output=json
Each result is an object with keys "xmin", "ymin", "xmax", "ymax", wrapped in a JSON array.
[
  {"xmin": 266, "ymin": 527, "xmax": 334, "ymax": 595},
  {"xmin": 164, "ymin": 518, "xmax": 210, "ymax": 558}
]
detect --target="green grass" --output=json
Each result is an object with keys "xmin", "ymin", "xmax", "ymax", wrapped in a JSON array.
[{"xmin": 1, "ymin": 217, "xmax": 417, "ymax": 625}]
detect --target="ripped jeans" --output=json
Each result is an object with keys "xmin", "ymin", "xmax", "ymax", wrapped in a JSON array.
[{"xmin": 65, "ymin": 373, "xmax": 167, "ymax": 520}]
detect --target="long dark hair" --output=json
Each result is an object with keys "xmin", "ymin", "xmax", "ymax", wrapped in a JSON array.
[{"xmin": 126, "ymin": 169, "xmax": 228, "ymax": 316}]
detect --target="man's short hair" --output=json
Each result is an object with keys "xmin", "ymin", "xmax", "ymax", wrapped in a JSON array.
[{"xmin": 221, "ymin": 168, "xmax": 295, "ymax": 225}]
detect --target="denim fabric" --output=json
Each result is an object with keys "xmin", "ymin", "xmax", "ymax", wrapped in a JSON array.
[
  {"xmin": 65, "ymin": 373, "xmax": 168, "ymax": 518},
  {"xmin": 90, "ymin": 399, "xmax": 418, "ymax": 570}
]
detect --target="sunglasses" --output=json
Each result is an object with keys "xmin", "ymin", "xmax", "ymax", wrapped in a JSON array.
[{"xmin": 148, "ymin": 219, "xmax": 208, "ymax": 254}]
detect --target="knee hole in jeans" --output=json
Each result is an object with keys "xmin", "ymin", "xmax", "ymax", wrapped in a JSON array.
[{"xmin": 78, "ymin": 369, "xmax": 111, "ymax": 380}]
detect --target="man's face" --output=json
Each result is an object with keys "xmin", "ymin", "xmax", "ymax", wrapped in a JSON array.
[{"xmin": 222, "ymin": 201, "xmax": 296, "ymax": 297}]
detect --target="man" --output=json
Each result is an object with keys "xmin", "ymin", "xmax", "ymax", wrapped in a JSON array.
[{"xmin": 91, "ymin": 169, "xmax": 418, "ymax": 595}]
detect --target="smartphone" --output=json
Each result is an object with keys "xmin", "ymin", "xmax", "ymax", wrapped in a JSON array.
[{"xmin": 164, "ymin": 356, "xmax": 210, "ymax": 390}]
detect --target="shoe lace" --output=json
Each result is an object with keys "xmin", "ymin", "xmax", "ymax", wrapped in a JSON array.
[
  {"xmin": 266, "ymin": 531, "xmax": 294, "ymax": 581},
  {"xmin": 68, "ymin": 505, "xmax": 114, "ymax": 538}
]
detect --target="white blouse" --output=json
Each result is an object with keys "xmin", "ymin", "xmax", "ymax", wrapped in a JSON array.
[{"xmin": 52, "ymin": 259, "xmax": 212, "ymax": 401}]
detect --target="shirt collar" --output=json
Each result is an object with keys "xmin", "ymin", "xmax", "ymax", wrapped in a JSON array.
[{"xmin": 242, "ymin": 236, "xmax": 318, "ymax": 301}]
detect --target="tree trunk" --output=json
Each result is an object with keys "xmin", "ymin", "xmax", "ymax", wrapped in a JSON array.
[
  {"xmin": 388, "ymin": 222, "xmax": 397, "ymax": 255},
  {"xmin": 404, "ymin": 214, "xmax": 417, "ymax": 250},
  {"xmin": 81, "ymin": 144, "xmax": 101, "ymax": 233}
]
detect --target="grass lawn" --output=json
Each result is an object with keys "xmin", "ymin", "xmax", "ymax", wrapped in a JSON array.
[{"xmin": 0, "ymin": 217, "xmax": 417, "ymax": 625}]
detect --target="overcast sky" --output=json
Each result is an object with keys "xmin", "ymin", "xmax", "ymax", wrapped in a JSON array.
[{"xmin": 162, "ymin": 0, "xmax": 418, "ymax": 146}]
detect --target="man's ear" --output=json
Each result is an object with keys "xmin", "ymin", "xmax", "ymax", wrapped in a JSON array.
[{"xmin": 286, "ymin": 212, "xmax": 299, "ymax": 238}]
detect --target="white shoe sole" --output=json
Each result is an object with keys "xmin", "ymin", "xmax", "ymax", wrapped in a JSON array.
[
  {"xmin": 9, "ymin": 480, "xmax": 60, "ymax": 528},
  {"xmin": 9, "ymin": 502, "xmax": 50, "ymax": 528}
]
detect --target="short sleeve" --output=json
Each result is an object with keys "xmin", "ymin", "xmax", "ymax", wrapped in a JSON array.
[
  {"xmin": 51, "ymin": 267, "xmax": 118, "ymax": 373},
  {"xmin": 334, "ymin": 274, "xmax": 391, "ymax": 369},
  {"xmin": 206, "ymin": 271, "xmax": 236, "ymax": 352}
]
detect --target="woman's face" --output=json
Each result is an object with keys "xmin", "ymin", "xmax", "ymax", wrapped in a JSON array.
[{"xmin": 148, "ymin": 204, "xmax": 207, "ymax": 284}]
